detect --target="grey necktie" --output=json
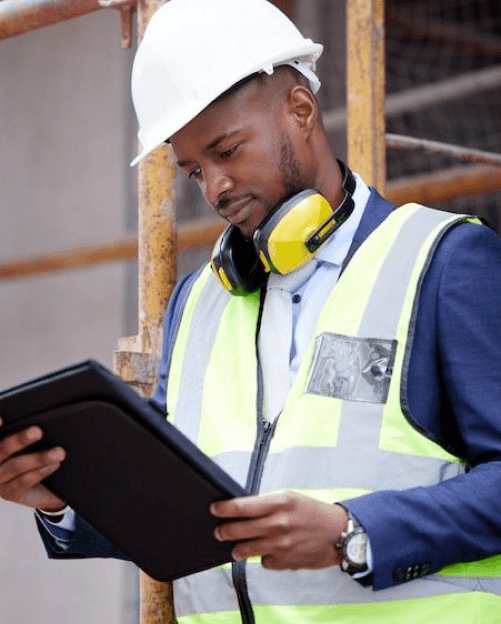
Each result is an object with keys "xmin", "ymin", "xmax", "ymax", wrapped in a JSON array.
[{"xmin": 258, "ymin": 259, "xmax": 319, "ymax": 421}]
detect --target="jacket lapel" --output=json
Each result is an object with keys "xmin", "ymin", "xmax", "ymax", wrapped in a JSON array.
[{"xmin": 342, "ymin": 188, "xmax": 396, "ymax": 272}]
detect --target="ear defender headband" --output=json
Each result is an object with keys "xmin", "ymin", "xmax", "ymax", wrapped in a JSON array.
[{"xmin": 211, "ymin": 160, "xmax": 356, "ymax": 296}]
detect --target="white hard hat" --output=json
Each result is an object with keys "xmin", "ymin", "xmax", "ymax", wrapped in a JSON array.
[{"xmin": 130, "ymin": 0, "xmax": 323, "ymax": 166}]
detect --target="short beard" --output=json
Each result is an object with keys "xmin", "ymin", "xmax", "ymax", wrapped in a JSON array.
[{"xmin": 278, "ymin": 132, "xmax": 308, "ymax": 202}]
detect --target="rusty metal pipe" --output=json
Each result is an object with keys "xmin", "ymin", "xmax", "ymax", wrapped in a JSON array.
[
  {"xmin": 0, "ymin": 213, "xmax": 225, "ymax": 282},
  {"xmin": 386, "ymin": 134, "xmax": 501, "ymax": 168},
  {"xmin": 346, "ymin": 0, "xmax": 386, "ymax": 192},
  {"xmin": 324, "ymin": 64, "xmax": 501, "ymax": 135},
  {"xmin": 114, "ymin": 0, "xmax": 176, "ymax": 391},
  {"xmin": 112, "ymin": 1, "xmax": 177, "ymax": 622},
  {"xmin": 0, "ymin": 0, "xmax": 133, "ymax": 40},
  {"xmin": 4, "ymin": 163, "xmax": 501, "ymax": 284},
  {"xmin": 386, "ymin": 164, "xmax": 501, "ymax": 207}
]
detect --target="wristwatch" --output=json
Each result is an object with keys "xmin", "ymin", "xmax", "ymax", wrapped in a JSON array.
[{"xmin": 336, "ymin": 510, "xmax": 369, "ymax": 576}]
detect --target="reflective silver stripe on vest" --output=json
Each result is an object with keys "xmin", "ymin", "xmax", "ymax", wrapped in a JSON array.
[
  {"xmin": 174, "ymin": 566, "xmax": 240, "ymax": 618},
  {"xmin": 211, "ymin": 443, "xmax": 462, "ymax": 494},
  {"xmin": 258, "ymin": 441, "xmax": 463, "ymax": 494},
  {"xmin": 359, "ymin": 207, "xmax": 452, "ymax": 336},
  {"xmin": 174, "ymin": 560, "xmax": 479, "ymax": 618},
  {"xmin": 173, "ymin": 273, "xmax": 231, "ymax": 444},
  {"xmin": 336, "ymin": 208, "xmax": 460, "ymax": 465},
  {"xmin": 247, "ymin": 563, "xmax": 479, "ymax": 605}
]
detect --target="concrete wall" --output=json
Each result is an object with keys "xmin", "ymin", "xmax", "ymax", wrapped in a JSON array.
[{"xmin": 0, "ymin": 9, "xmax": 137, "ymax": 624}]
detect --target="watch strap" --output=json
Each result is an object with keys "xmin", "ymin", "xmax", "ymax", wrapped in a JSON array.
[{"xmin": 336, "ymin": 510, "xmax": 369, "ymax": 576}]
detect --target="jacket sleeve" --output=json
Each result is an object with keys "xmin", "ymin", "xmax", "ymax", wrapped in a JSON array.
[
  {"xmin": 36, "ymin": 512, "xmax": 128, "ymax": 560},
  {"xmin": 344, "ymin": 222, "xmax": 501, "ymax": 590},
  {"xmin": 38, "ymin": 269, "xmax": 201, "ymax": 559}
]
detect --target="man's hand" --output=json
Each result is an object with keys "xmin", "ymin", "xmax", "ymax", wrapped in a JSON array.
[
  {"xmin": 210, "ymin": 491, "xmax": 348, "ymax": 570},
  {"xmin": 0, "ymin": 420, "xmax": 66, "ymax": 512}
]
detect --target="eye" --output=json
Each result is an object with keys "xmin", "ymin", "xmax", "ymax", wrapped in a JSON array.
[
  {"xmin": 219, "ymin": 144, "xmax": 238, "ymax": 159},
  {"xmin": 188, "ymin": 166, "xmax": 202, "ymax": 181}
]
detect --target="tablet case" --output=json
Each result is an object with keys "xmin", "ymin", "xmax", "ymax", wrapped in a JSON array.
[{"xmin": 0, "ymin": 360, "xmax": 247, "ymax": 581}]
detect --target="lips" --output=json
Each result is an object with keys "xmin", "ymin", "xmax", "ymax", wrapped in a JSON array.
[{"xmin": 218, "ymin": 196, "xmax": 255, "ymax": 224}]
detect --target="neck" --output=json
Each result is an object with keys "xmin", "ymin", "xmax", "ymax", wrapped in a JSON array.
[{"xmin": 311, "ymin": 140, "xmax": 345, "ymax": 209}]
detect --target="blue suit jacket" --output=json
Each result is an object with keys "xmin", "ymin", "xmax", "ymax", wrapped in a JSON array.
[{"xmin": 39, "ymin": 190, "xmax": 501, "ymax": 592}]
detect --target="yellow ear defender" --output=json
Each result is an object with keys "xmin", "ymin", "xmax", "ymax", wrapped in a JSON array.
[{"xmin": 211, "ymin": 160, "xmax": 356, "ymax": 295}]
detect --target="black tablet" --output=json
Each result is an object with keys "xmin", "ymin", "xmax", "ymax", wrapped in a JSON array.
[{"xmin": 0, "ymin": 360, "xmax": 247, "ymax": 581}]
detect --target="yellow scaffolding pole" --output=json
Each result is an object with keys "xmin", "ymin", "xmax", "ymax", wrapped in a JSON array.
[
  {"xmin": 346, "ymin": 0, "xmax": 386, "ymax": 191},
  {"xmin": 112, "ymin": 1, "xmax": 176, "ymax": 622}
]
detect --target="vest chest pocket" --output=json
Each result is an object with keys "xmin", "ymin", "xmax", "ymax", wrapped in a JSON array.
[{"xmin": 306, "ymin": 332, "xmax": 397, "ymax": 404}]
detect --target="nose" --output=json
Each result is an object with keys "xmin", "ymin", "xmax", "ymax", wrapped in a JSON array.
[{"xmin": 201, "ymin": 163, "xmax": 234, "ymax": 207}]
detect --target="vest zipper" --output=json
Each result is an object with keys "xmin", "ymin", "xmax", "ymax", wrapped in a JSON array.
[
  {"xmin": 248, "ymin": 418, "xmax": 276, "ymax": 494},
  {"xmin": 232, "ymin": 289, "xmax": 277, "ymax": 624},
  {"xmin": 232, "ymin": 417, "xmax": 277, "ymax": 624},
  {"xmin": 232, "ymin": 560, "xmax": 255, "ymax": 624}
]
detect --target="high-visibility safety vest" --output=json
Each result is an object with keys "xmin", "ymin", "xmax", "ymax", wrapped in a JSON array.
[{"xmin": 167, "ymin": 204, "xmax": 501, "ymax": 624}]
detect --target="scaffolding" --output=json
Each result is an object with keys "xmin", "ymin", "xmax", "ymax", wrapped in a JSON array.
[{"xmin": 0, "ymin": 1, "xmax": 500, "ymax": 623}]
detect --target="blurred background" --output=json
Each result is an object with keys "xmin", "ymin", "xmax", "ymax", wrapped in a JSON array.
[{"xmin": 0, "ymin": 0, "xmax": 499, "ymax": 622}]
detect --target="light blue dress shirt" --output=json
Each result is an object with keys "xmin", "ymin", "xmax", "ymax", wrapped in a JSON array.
[{"xmin": 289, "ymin": 173, "xmax": 369, "ymax": 382}]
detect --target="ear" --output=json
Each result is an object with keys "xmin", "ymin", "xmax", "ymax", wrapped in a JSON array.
[{"xmin": 286, "ymin": 85, "xmax": 318, "ymax": 139}]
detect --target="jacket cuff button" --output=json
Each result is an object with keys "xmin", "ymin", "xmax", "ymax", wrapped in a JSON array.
[{"xmin": 393, "ymin": 567, "xmax": 406, "ymax": 583}]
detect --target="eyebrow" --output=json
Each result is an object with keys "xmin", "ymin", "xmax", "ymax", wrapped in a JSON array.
[
  {"xmin": 176, "ymin": 132, "xmax": 235, "ymax": 168},
  {"xmin": 208, "ymin": 133, "xmax": 229, "ymax": 151}
]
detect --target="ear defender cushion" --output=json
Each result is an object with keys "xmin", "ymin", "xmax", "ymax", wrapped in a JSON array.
[
  {"xmin": 253, "ymin": 190, "xmax": 332, "ymax": 274},
  {"xmin": 211, "ymin": 225, "xmax": 268, "ymax": 295}
]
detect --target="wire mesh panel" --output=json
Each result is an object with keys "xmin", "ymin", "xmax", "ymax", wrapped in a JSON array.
[{"xmin": 386, "ymin": 0, "xmax": 501, "ymax": 230}]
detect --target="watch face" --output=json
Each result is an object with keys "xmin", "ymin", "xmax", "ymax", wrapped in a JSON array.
[{"xmin": 346, "ymin": 532, "xmax": 368, "ymax": 565}]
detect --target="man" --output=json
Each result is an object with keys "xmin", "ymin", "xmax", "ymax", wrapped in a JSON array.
[{"xmin": 2, "ymin": 0, "xmax": 501, "ymax": 622}]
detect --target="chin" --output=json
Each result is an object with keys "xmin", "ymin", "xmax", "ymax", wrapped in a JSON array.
[
  {"xmin": 236, "ymin": 223, "xmax": 256, "ymax": 241},
  {"xmin": 234, "ymin": 215, "xmax": 262, "ymax": 240}
]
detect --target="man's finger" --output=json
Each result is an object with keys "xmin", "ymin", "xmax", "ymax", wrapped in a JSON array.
[
  {"xmin": 0, "ymin": 446, "xmax": 65, "ymax": 485},
  {"xmin": 0, "ymin": 463, "xmax": 61, "ymax": 505},
  {"xmin": 211, "ymin": 492, "xmax": 291, "ymax": 519},
  {"xmin": 231, "ymin": 536, "xmax": 275, "ymax": 561},
  {"xmin": 214, "ymin": 513, "xmax": 278, "ymax": 542},
  {"xmin": 230, "ymin": 535, "xmax": 306, "ymax": 565},
  {"xmin": 0, "ymin": 427, "xmax": 43, "ymax": 463}
]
